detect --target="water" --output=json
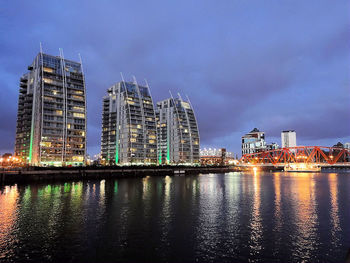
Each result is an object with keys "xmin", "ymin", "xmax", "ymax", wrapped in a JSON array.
[{"xmin": 0, "ymin": 171, "xmax": 350, "ymax": 263}]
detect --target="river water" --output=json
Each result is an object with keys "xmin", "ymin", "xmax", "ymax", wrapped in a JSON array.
[{"xmin": 0, "ymin": 171, "xmax": 350, "ymax": 263}]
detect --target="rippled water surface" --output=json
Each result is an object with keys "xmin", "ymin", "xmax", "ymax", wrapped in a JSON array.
[{"xmin": 1, "ymin": 171, "xmax": 350, "ymax": 262}]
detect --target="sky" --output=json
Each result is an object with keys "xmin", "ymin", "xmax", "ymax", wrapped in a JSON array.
[{"xmin": 0, "ymin": 0, "xmax": 349, "ymax": 157}]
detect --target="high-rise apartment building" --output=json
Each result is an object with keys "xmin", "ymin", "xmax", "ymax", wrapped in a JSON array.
[
  {"xmin": 15, "ymin": 51, "xmax": 87, "ymax": 166},
  {"xmin": 241, "ymin": 128, "xmax": 266, "ymax": 156},
  {"xmin": 101, "ymin": 80, "xmax": 157, "ymax": 164},
  {"xmin": 281, "ymin": 130, "xmax": 296, "ymax": 148},
  {"xmin": 156, "ymin": 96, "xmax": 200, "ymax": 164}
]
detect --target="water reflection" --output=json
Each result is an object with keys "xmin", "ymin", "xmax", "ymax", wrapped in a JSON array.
[
  {"xmin": 274, "ymin": 173, "xmax": 282, "ymax": 231},
  {"xmin": 0, "ymin": 172, "xmax": 349, "ymax": 263},
  {"xmin": 289, "ymin": 173, "xmax": 318, "ymax": 262},
  {"xmin": 0, "ymin": 186, "xmax": 19, "ymax": 259},
  {"xmin": 249, "ymin": 171, "xmax": 262, "ymax": 257},
  {"xmin": 329, "ymin": 173, "xmax": 340, "ymax": 246}
]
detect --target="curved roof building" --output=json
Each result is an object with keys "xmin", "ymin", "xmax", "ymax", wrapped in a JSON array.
[
  {"xmin": 101, "ymin": 80, "xmax": 157, "ymax": 165},
  {"xmin": 156, "ymin": 95, "xmax": 200, "ymax": 164}
]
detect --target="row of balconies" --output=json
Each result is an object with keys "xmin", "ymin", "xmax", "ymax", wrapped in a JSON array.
[
  {"xmin": 67, "ymin": 84, "xmax": 84, "ymax": 91},
  {"xmin": 67, "ymin": 78, "xmax": 84, "ymax": 86}
]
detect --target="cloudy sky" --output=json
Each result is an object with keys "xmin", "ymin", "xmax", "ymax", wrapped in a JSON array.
[{"xmin": 0, "ymin": 0, "xmax": 349, "ymax": 156}]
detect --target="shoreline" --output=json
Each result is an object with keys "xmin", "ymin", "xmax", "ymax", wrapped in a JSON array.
[
  {"xmin": 1, "ymin": 165, "xmax": 348, "ymax": 186},
  {"xmin": 0, "ymin": 165, "xmax": 261, "ymax": 185}
]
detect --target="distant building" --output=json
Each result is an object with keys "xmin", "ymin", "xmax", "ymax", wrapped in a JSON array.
[
  {"xmin": 2, "ymin": 153, "xmax": 12, "ymax": 159},
  {"xmin": 200, "ymin": 148, "xmax": 234, "ymax": 158},
  {"xmin": 267, "ymin": 143, "xmax": 279, "ymax": 151},
  {"xmin": 200, "ymin": 148, "xmax": 236, "ymax": 165},
  {"xmin": 101, "ymin": 80, "xmax": 158, "ymax": 165},
  {"xmin": 15, "ymin": 52, "xmax": 87, "ymax": 166},
  {"xmin": 333, "ymin": 142, "xmax": 344, "ymax": 148},
  {"xmin": 241, "ymin": 128, "xmax": 266, "ymax": 155},
  {"xmin": 344, "ymin": 143, "xmax": 350, "ymax": 150},
  {"xmin": 156, "ymin": 96, "xmax": 200, "ymax": 164},
  {"xmin": 281, "ymin": 130, "xmax": 296, "ymax": 148}
]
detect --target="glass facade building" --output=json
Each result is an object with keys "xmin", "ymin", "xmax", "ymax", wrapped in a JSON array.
[
  {"xmin": 101, "ymin": 81, "xmax": 157, "ymax": 164},
  {"xmin": 156, "ymin": 97, "xmax": 200, "ymax": 164},
  {"xmin": 14, "ymin": 52, "xmax": 87, "ymax": 166},
  {"xmin": 241, "ymin": 128, "xmax": 266, "ymax": 156}
]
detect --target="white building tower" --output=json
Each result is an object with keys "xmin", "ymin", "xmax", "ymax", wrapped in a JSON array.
[{"xmin": 281, "ymin": 130, "xmax": 297, "ymax": 148}]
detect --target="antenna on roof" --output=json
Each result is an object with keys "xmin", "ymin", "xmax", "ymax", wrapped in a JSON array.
[
  {"xmin": 39, "ymin": 42, "xmax": 43, "ymax": 54},
  {"xmin": 78, "ymin": 53, "xmax": 84, "ymax": 72},
  {"xmin": 132, "ymin": 75, "xmax": 138, "ymax": 85},
  {"xmin": 59, "ymin": 48, "xmax": 65, "ymax": 59},
  {"xmin": 120, "ymin": 72, "xmax": 125, "ymax": 82}
]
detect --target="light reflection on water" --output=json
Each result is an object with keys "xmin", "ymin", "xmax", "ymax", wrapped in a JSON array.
[
  {"xmin": 0, "ymin": 172, "xmax": 350, "ymax": 263},
  {"xmin": 249, "ymin": 171, "xmax": 262, "ymax": 258},
  {"xmin": 290, "ymin": 173, "xmax": 319, "ymax": 261}
]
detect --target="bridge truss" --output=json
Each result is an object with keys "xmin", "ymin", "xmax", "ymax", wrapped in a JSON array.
[{"xmin": 240, "ymin": 146, "xmax": 350, "ymax": 166}]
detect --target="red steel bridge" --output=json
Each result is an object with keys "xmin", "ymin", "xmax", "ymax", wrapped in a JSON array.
[{"xmin": 239, "ymin": 146, "xmax": 350, "ymax": 167}]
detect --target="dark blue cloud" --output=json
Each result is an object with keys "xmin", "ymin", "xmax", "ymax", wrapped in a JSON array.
[{"xmin": 0, "ymin": 0, "xmax": 349, "ymax": 156}]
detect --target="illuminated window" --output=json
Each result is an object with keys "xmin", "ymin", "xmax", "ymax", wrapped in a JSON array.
[
  {"xmin": 137, "ymin": 125, "xmax": 142, "ymax": 129},
  {"xmin": 72, "ymin": 95, "xmax": 84, "ymax": 100},
  {"xmin": 73, "ymin": 113, "xmax": 85, "ymax": 118},
  {"xmin": 72, "ymin": 156, "xmax": 84, "ymax": 162},
  {"xmin": 149, "ymin": 140, "xmax": 155, "ymax": 144},
  {"xmin": 73, "ymin": 106, "xmax": 84, "ymax": 111},
  {"xmin": 43, "ymin": 67, "xmax": 54, "ymax": 73},
  {"xmin": 43, "ymin": 78, "xmax": 53, "ymax": 84},
  {"xmin": 131, "ymin": 138, "xmax": 136, "ymax": 143},
  {"xmin": 55, "ymin": 110, "xmax": 63, "ymax": 115},
  {"xmin": 40, "ymin": 142, "xmax": 51, "ymax": 147},
  {"xmin": 149, "ymin": 135, "xmax": 156, "ymax": 139}
]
